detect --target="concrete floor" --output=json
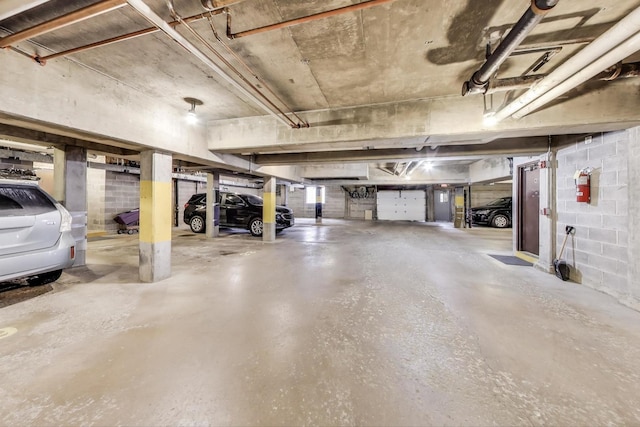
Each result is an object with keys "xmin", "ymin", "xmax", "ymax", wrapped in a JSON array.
[{"xmin": 1, "ymin": 219, "xmax": 640, "ymax": 426}]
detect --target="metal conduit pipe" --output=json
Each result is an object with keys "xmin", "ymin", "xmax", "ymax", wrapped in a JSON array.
[
  {"xmin": 38, "ymin": 10, "xmax": 222, "ymax": 63},
  {"xmin": 492, "ymin": 5, "xmax": 640, "ymax": 122},
  {"xmin": 461, "ymin": 0, "xmax": 559, "ymax": 96},
  {"xmin": 166, "ymin": 0, "xmax": 305, "ymax": 128},
  {"xmin": 512, "ymin": 32, "xmax": 640, "ymax": 119},
  {"xmin": 0, "ymin": 0, "xmax": 127, "ymax": 48},
  {"xmin": 487, "ymin": 61, "xmax": 640, "ymax": 94},
  {"xmin": 227, "ymin": 0, "xmax": 397, "ymax": 39},
  {"xmin": 126, "ymin": 0, "xmax": 294, "ymax": 128},
  {"xmin": 166, "ymin": 0, "xmax": 302, "ymax": 128}
]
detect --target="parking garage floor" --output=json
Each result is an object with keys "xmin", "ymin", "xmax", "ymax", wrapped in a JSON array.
[{"xmin": 1, "ymin": 219, "xmax": 640, "ymax": 426}]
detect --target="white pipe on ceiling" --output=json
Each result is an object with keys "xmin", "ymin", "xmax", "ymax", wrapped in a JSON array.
[
  {"xmin": 512, "ymin": 30, "xmax": 640, "ymax": 119},
  {"xmin": 0, "ymin": 0, "xmax": 51, "ymax": 22},
  {"xmin": 492, "ymin": 6, "xmax": 640, "ymax": 123},
  {"xmin": 125, "ymin": 0, "xmax": 293, "ymax": 128}
]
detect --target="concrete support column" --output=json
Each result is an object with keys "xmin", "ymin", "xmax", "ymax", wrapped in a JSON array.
[
  {"xmin": 263, "ymin": 176, "xmax": 277, "ymax": 242},
  {"xmin": 280, "ymin": 184, "xmax": 289, "ymax": 206},
  {"xmin": 59, "ymin": 146, "xmax": 87, "ymax": 267},
  {"xmin": 315, "ymin": 186, "xmax": 323, "ymax": 224},
  {"xmin": 206, "ymin": 172, "xmax": 220, "ymax": 238},
  {"xmin": 139, "ymin": 151, "xmax": 172, "ymax": 283},
  {"xmin": 52, "ymin": 148, "xmax": 65, "ymax": 203}
]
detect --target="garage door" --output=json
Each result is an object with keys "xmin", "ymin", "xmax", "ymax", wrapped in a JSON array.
[{"xmin": 377, "ymin": 190, "xmax": 426, "ymax": 221}]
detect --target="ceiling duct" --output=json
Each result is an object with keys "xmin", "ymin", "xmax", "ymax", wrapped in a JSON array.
[{"xmin": 461, "ymin": 0, "xmax": 559, "ymax": 96}]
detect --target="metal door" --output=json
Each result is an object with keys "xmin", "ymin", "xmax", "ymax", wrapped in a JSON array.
[
  {"xmin": 376, "ymin": 190, "xmax": 426, "ymax": 221},
  {"xmin": 519, "ymin": 165, "xmax": 540, "ymax": 255},
  {"xmin": 434, "ymin": 190, "xmax": 451, "ymax": 222}
]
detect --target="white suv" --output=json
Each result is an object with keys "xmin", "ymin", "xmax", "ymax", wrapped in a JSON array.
[{"xmin": 0, "ymin": 181, "xmax": 76, "ymax": 285}]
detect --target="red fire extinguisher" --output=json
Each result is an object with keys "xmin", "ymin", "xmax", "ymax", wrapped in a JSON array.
[{"xmin": 576, "ymin": 168, "xmax": 592, "ymax": 203}]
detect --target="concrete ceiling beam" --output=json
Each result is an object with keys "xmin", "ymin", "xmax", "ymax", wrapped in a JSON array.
[
  {"xmin": 252, "ymin": 136, "xmax": 552, "ymax": 165},
  {"xmin": 0, "ymin": 0, "xmax": 52, "ymax": 22},
  {"xmin": 208, "ymin": 80, "xmax": 640, "ymax": 155}
]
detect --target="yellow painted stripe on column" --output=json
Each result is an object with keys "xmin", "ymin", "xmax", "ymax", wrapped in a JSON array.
[
  {"xmin": 139, "ymin": 180, "xmax": 172, "ymax": 243},
  {"xmin": 263, "ymin": 192, "xmax": 276, "ymax": 223},
  {"xmin": 454, "ymin": 195, "xmax": 464, "ymax": 208}
]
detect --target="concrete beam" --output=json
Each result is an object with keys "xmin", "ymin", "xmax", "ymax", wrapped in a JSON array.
[
  {"xmin": 207, "ymin": 80, "xmax": 640, "ymax": 154},
  {"xmin": 253, "ymin": 136, "xmax": 552, "ymax": 165},
  {"xmin": 301, "ymin": 163, "xmax": 369, "ymax": 180},
  {"xmin": 0, "ymin": 0, "xmax": 51, "ymax": 21},
  {"xmin": 469, "ymin": 158, "xmax": 512, "ymax": 184},
  {"xmin": 0, "ymin": 48, "xmax": 303, "ymax": 183}
]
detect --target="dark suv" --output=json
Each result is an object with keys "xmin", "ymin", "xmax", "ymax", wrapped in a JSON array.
[
  {"xmin": 183, "ymin": 192, "xmax": 294, "ymax": 236},
  {"xmin": 471, "ymin": 196, "xmax": 512, "ymax": 228}
]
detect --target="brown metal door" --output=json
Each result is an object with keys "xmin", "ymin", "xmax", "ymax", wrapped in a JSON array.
[{"xmin": 519, "ymin": 165, "xmax": 540, "ymax": 255}]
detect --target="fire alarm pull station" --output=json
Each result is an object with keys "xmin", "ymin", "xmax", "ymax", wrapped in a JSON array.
[{"xmin": 574, "ymin": 168, "xmax": 593, "ymax": 203}]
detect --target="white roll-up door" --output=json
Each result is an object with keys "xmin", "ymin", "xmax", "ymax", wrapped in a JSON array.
[{"xmin": 377, "ymin": 190, "xmax": 426, "ymax": 221}]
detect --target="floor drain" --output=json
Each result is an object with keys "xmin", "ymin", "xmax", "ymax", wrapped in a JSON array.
[{"xmin": 0, "ymin": 327, "xmax": 17, "ymax": 340}]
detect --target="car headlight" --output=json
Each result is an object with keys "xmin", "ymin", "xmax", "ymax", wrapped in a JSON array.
[
  {"xmin": 474, "ymin": 209, "xmax": 490, "ymax": 215},
  {"xmin": 56, "ymin": 203, "xmax": 73, "ymax": 233}
]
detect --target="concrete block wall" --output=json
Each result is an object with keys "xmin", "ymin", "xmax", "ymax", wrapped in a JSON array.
[
  {"xmin": 104, "ymin": 171, "xmax": 140, "ymax": 234},
  {"xmin": 288, "ymin": 185, "xmax": 346, "ymax": 218},
  {"xmin": 87, "ymin": 166, "xmax": 106, "ymax": 233},
  {"xmin": 347, "ymin": 193, "xmax": 376, "ymax": 219},
  {"xmin": 556, "ymin": 130, "xmax": 633, "ymax": 304}
]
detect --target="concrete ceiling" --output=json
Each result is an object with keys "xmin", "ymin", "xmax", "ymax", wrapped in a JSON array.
[{"xmin": 1, "ymin": 0, "xmax": 640, "ymax": 180}]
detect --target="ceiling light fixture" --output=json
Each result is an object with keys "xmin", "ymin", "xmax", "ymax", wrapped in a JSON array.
[
  {"xmin": 184, "ymin": 97, "xmax": 203, "ymax": 124},
  {"xmin": 482, "ymin": 112, "xmax": 498, "ymax": 127}
]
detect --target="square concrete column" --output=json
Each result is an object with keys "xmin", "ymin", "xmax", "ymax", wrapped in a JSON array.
[
  {"xmin": 315, "ymin": 186, "xmax": 323, "ymax": 224},
  {"xmin": 263, "ymin": 176, "xmax": 277, "ymax": 242},
  {"xmin": 206, "ymin": 171, "xmax": 220, "ymax": 238},
  {"xmin": 55, "ymin": 146, "xmax": 87, "ymax": 267},
  {"xmin": 139, "ymin": 151, "xmax": 172, "ymax": 283}
]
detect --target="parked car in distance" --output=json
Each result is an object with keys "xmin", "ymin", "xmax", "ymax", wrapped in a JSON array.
[
  {"xmin": 0, "ymin": 180, "xmax": 76, "ymax": 285},
  {"xmin": 183, "ymin": 192, "xmax": 294, "ymax": 237},
  {"xmin": 471, "ymin": 196, "xmax": 512, "ymax": 228}
]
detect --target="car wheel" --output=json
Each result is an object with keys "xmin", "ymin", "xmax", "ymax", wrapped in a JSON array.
[
  {"xmin": 190, "ymin": 215, "xmax": 205, "ymax": 233},
  {"xmin": 27, "ymin": 269, "xmax": 63, "ymax": 286},
  {"xmin": 492, "ymin": 214, "xmax": 510, "ymax": 228},
  {"xmin": 249, "ymin": 217, "xmax": 263, "ymax": 237}
]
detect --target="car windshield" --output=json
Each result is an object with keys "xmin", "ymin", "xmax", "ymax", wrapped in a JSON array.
[
  {"xmin": 486, "ymin": 197, "xmax": 510, "ymax": 206},
  {"xmin": 245, "ymin": 194, "xmax": 263, "ymax": 206}
]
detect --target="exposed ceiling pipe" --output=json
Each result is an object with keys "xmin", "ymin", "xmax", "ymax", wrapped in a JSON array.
[
  {"xmin": 0, "ymin": 0, "xmax": 127, "ymax": 48},
  {"xmin": 201, "ymin": 0, "xmax": 245, "ymax": 9},
  {"xmin": 461, "ymin": 0, "xmax": 559, "ymax": 96},
  {"xmin": 487, "ymin": 61, "xmax": 640, "ymax": 94},
  {"xmin": 0, "ymin": 0, "xmax": 52, "ymax": 22},
  {"xmin": 492, "ymin": 6, "xmax": 640, "ymax": 122},
  {"xmin": 165, "ymin": 0, "xmax": 306, "ymax": 128},
  {"xmin": 126, "ymin": 0, "xmax": 295, "ymax": 128},
  {"xmin": 226, "ymin": 0, "xmax": 397, "ymax": 39},
  {"xmin": 511, "ymin": 35, "xmax": 640, "ymax": 119},
  {"xmin": 37, "ymin": 10, "xmax": 222, "ymax": 63}
]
